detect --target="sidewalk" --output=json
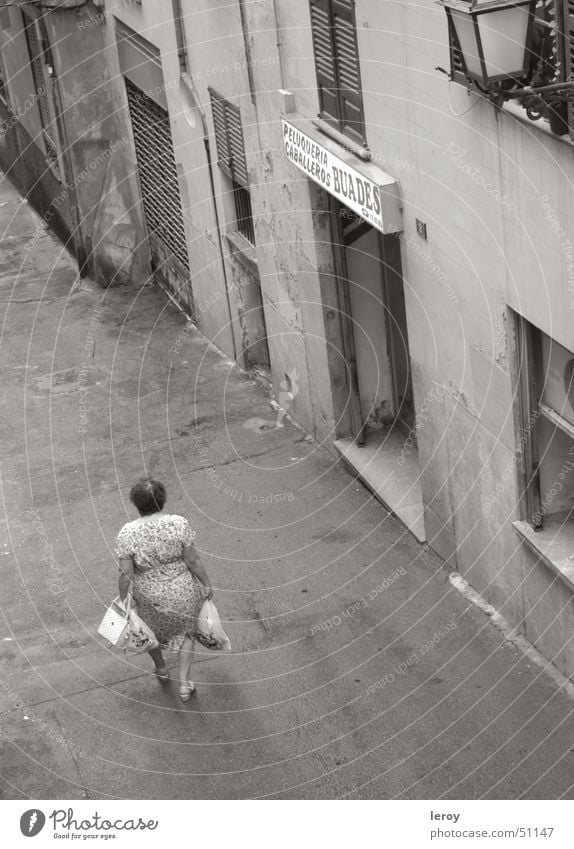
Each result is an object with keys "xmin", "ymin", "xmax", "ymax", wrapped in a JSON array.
[{"xmin": 0, "ymin": 173, "xmax": 573, "ymax": 800}]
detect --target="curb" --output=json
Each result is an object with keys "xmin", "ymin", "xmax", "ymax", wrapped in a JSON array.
[{"xmin": 449, "ymin": 572, "xmax": 574, "ymax": 700}]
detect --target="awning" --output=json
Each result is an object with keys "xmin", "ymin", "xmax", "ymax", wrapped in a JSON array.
[{"xmin": 281, "ymin": 117, "xmax": 402, "ymax": 235}]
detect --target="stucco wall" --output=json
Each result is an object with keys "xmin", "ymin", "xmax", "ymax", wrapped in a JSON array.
[
  {"xmin": 46, "ymin": 8, "xmax": 135, "ymax": 277},
  {"xmin": 156, "ymin": 0, "xmax": 338, "ymax": 436},
  {"xmin": 232, "ymin": 0, "xmax": 574, "ymax": 672},
  {"xmin": 354, "ymin": 0, "xmax": 574, "ymax": 668},
  {"xmin": 0, "ymin": 8, "xmax": 76, "ymax": 254}
]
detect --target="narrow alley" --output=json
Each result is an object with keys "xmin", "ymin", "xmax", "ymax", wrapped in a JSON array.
[{"xmin": 0, "ymin": 174, "xmax": 573, "ymax": 800}]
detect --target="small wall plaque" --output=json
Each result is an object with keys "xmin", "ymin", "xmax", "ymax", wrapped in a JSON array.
[{"xmin": 416, "ymin": 218, "xmax": 427, "ymax": 240}]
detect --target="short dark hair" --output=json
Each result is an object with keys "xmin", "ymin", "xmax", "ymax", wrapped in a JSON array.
[{"xmin": 130, "ymin": 478, "xmax": 166, "ymax": 516}]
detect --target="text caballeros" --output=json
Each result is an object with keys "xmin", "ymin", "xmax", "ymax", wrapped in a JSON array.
[
  {"xmin": 282, "ymin": 123, "xmax": 383, "ymax": 223},
  {"xmin": 283, "ymin": 124, "xmax": 330, "ymax": 186}
]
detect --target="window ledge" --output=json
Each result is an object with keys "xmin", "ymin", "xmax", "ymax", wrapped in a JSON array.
[
  {"xmin": 311, "ymin": 118, "xmax": 371, "ymax": 161},
  {"xmin": 513, "ymin": 517, "xmax": 574, "ymax": 593},
  {"xmin": 502, "ymin": 101, "xmax": 574, "ymax": 149},
  {"xmin": 224, "ymin": 230, "xmax": 258, "ymax": 275}
]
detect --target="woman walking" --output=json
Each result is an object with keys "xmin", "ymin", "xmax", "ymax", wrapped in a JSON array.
[{"xmin": 115, "ymin": 478, "xmax": 213, "ymax": 701}]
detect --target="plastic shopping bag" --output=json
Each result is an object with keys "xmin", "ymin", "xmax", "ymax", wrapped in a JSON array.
[
  {"xmin": 123, "ymin": 604, "xmax": 160, "ymax": 653},
  {"xmin": 196, "ymin": 600, "xmax": 231, "ymax": 650}
]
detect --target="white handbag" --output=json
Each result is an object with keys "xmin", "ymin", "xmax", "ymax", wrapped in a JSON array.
[
  {"xmin": 98, "ymin": 595, "xmax": 159, "ymax": 653},
  {"xmin": 98, "ymin": 596, "xmax": 130, "ymax": 647}
]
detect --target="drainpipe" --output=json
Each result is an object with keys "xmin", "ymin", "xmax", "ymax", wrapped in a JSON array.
[
  {"xmin": 172, "ymin": 0, "xmax": 237, "ymax": 360},
  {"xmin": 237, "ymin": 0, "xmax": 264, "ymax": 141},
  {"xmin": 238, "ymin": 0, "xmax": 256, "ymax": 106},
  {"xmin": 272, "ymin": 0, "xmax": 287, "ymax": 90},
  {"xmin": 171, "ymin": 0, "xmax": 187, "ymax": 73}
]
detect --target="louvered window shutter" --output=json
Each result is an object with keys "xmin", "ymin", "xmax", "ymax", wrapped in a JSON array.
[
  {"xmin": 310, "ymin": 0, "xmax": 365, "ymax": 142},
  {"xmin": 210, "ymin": 91, "xmax": 232, "ymax": 179},
  {"xmin": 209, "ymin": 90, "xmax": 249, "ymax": 187},
  {"xmin": 563, "ymin": 0, "xmax": 574, "ymax": 138},
  {"xmin": 332, "ymin": 0, "xmax": 364, "ymax": 141},
  {"xmin": 310, "ymin": 0, "xmax": 339, "ymax": 124},
  {"xmin": 225, "ymin": 103, "xmax": 249, "ymax": 187}
]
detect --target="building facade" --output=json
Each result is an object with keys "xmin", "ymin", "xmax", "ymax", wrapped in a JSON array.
[
  {"xmin": 0, "ymin": 0, "xmax": 151, "ymax": 283},
  {"xmin": 2, "ymin": 0, "xmax": 574, "ymax": 676}
]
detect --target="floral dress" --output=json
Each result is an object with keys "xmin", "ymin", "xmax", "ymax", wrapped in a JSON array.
[{"xmin": 114, "ymin": 514, "xmax": 207, "ymax": 651}]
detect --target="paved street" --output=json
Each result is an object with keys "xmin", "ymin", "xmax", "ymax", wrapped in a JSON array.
[{"xmin": 0, "ymin": 173, "xmax": 573, "ymax": 801}]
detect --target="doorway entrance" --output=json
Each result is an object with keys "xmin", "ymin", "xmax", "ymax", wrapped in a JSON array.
[
  {"xmin": 332, "ymin": 199, "xmax": 414, "ymax": 440},
  {"xmin": 330, "ymin": 199, "xmax": 425, "ymax": 542}
]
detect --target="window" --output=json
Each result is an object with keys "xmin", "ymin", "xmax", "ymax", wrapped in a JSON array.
[
  {"xmin": 209, "ymin": 89, "xmax": 255, "ymax": 245},
  {"xmin": 447, "ymin": 16, "xmax": 467, "ymax": 86},
  {"xmin": 449, "ymin": 1, "xmax": 574, "ymax": 138},
  {"xmin": 515, "ymin": 313, "xmax": 574, "ymax": 530},
  {"xmin": 309, "ymin": 0, "xmax": 365, "ymax": 144},
  {"xmin": 233, "ymin": 182, "xmax": 255, "ymax": 245}
]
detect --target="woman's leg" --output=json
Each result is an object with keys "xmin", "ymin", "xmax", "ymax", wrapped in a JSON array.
[
  {"xmin": 149, "ymin": 646, "xmax": 167, "ymax": 673},
  {"xmin": 178, "ymin": 635, "xmax": 195, "ymax": 688}
]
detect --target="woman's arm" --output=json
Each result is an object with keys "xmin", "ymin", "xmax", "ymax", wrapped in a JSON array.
[
  {"xmin": 183, "ymin": 543, "xmax": 213, "ymax": 599},
  {"xmin": 118, "ymin": 556, "xmax": 135, "ymax": 602}
]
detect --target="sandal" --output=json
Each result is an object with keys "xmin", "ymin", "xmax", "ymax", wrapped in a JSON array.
[
  {"xmin": 178, "ymin": 681, "xmax": 196, "ymax": 702},
  {"xmin": 154, "ymin": 666, "xmax": 169, "ymax": 682}
]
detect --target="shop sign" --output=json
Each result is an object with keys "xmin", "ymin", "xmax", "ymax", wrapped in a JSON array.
[{"xmin": 281, "ymin": 119, "xmax": 402, "ymax": 234}]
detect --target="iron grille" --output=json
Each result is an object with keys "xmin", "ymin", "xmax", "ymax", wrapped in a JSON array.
[
  {"xmin": 22, "ymin": 11, "xmax": 59, "ymax": 169},
  {"xmin": 125, "ymin": 77, "xmax": 190, "ymax": 272},
  {"xmin": 233, "ymin": 181, "xmax": 255, "ymax": 245}
]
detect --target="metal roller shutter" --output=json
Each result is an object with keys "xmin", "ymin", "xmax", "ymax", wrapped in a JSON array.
[
  {"xmin": 22, "ymin": 11, "xmax": 60, "ymax": 174},
  {"xmin": 125, "ymin": 78, "xmax": 189, "ymax": 273}
]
